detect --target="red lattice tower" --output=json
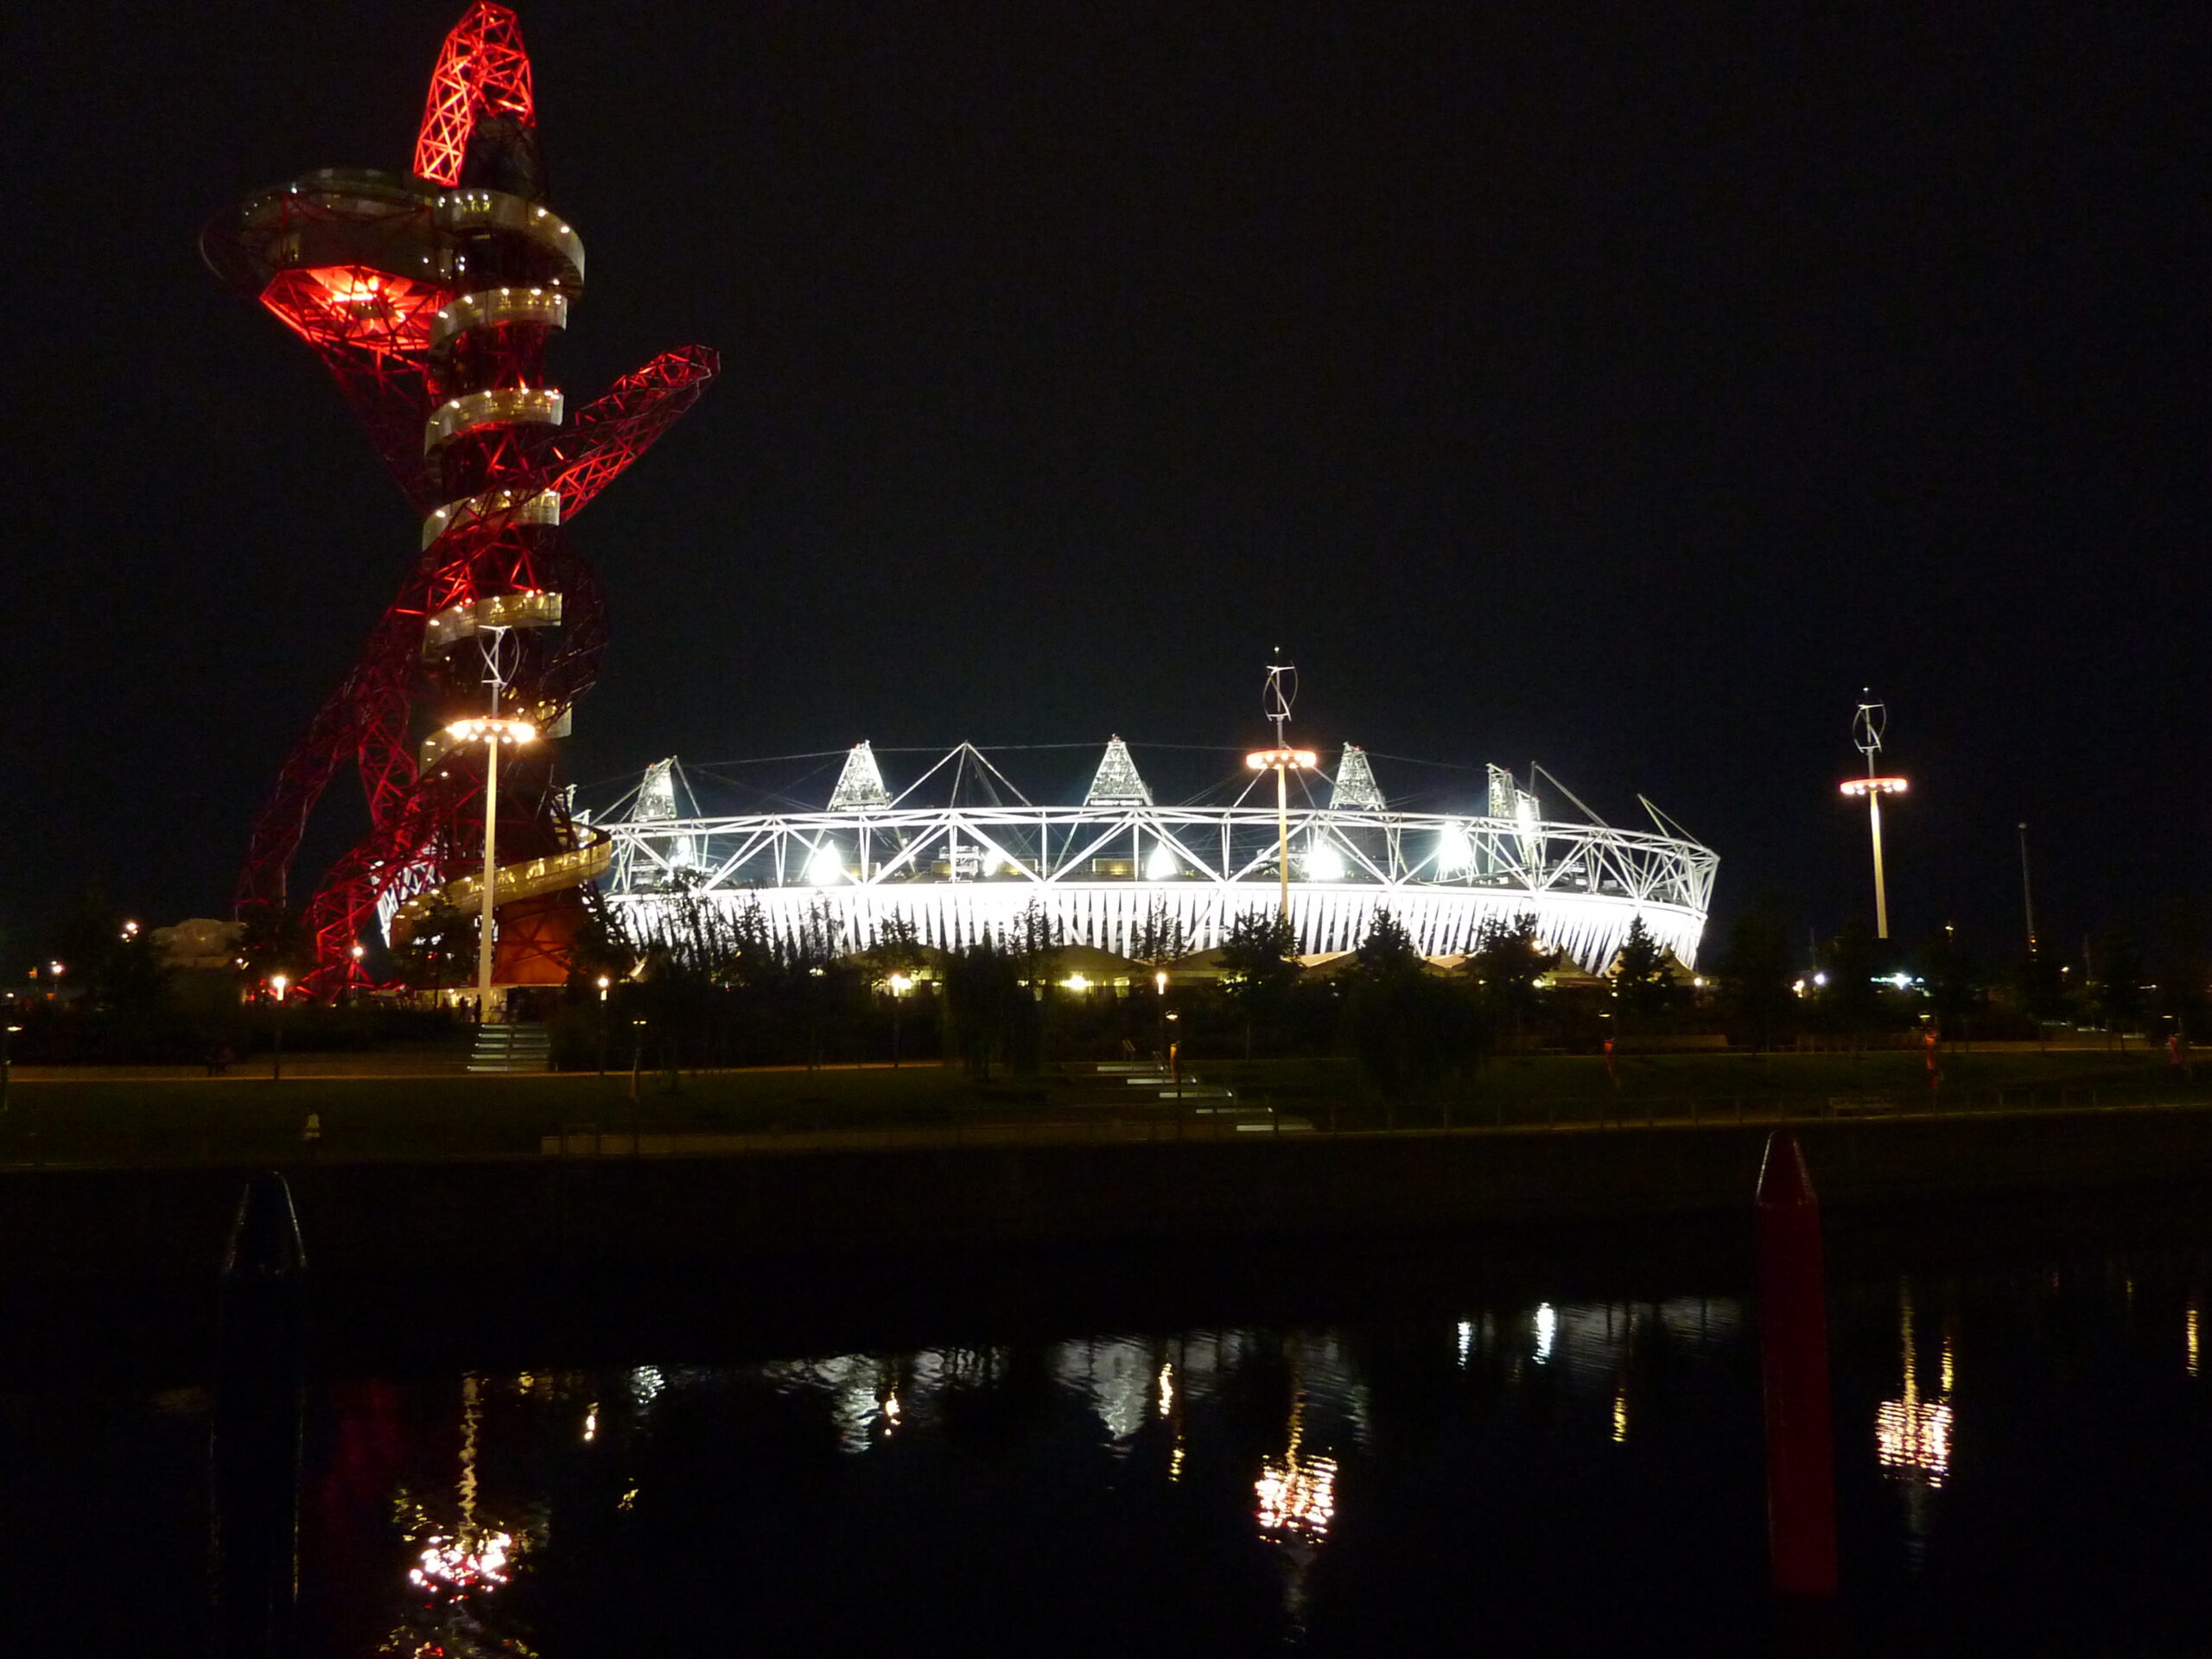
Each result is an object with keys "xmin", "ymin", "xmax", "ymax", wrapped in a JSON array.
[{"xmin": 203, "ymin": 3, "xmax": 717, "ymax": 998}]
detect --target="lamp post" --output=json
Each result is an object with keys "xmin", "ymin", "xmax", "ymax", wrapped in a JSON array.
[
  {"xmin": 595, "ymin": 975, "xmax": 612, "ymax": 1075},
  {"xmin": 1840, "ymin": 693, "xmax": 1907, "ymax": 941},
  {"xmin": 887, "ymin": 973, "xmax": 912, "ymax": 1068},
  {"xmin": 270, "ymin": 973, "xmax": 289, "ymax": 1081},
  {"xmin": 445, "ymin": 712, "xmax": 538, "ymax": 1022},
  {"xmin": 1248, "ymin": 655, "xmax": 1315, "ymax": 927}
]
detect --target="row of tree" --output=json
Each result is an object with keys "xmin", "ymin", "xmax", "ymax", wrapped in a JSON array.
[{"xmin": 9, "ymin": 882, "xmax": 2202, "ymax": 1078}]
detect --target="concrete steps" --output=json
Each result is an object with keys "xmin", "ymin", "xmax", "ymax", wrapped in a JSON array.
[{"xmin": 468, "ymin": 1022, "xmax": 551, "ymax": 1074}]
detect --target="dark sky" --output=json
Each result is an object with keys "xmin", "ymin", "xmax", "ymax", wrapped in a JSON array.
[{"xmin": 4, "ymin": 1, "xmax": 2205, "ymax": 966}]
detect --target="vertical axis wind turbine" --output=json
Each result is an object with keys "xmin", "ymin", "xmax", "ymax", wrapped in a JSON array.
[{"xmin": 1839, "ymin": 692, "xmax": 1908, "ymax": 940}]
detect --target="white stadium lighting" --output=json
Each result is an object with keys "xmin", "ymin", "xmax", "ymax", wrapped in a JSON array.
[
  {"xmin": 600, "ymin": 738, "xmax": 1718, "ymax": 973},
  {"xmin": 1434, "ymin": 822, "xmax": 1474, "ymax": 878},
  {"xmin": 1304, "ymin": 838, "xmax": 1346, "ymax": 883}
]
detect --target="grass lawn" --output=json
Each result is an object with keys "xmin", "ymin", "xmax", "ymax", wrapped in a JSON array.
[{"xmin": 0, "ymin": 1048, "xmax": 2196, "ymax": 1166}]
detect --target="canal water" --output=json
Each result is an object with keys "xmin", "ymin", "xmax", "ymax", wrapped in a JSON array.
[{"xmin": 5, "ymin": 1202, "xmax": 2210, "ymax": 1654}]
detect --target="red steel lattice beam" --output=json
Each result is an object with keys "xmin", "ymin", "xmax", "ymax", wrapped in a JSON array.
[{"xmin": 414, "ymin": 3, "xmax": 537, "ymax": 188}]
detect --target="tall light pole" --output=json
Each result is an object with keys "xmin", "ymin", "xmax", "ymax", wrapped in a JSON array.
[
  {"xmin": 1839, "ymin": 691, "xmax": 1907, "ymax": 940},
  {"xmin": 1245, "ymin": 657, "xmax": 1315, "ymax": 926},
  {"xmin": 270, "ymin": 973, "xmax": 289, "ymax": 1081},
  {"xmin": 442, "ymin": 626, "xmax": 539, "ymax": 1021},
  {"xmin": 449, "ymin": 713, "xmax": 537, "ymax": 1017},
  {"xmin": 2017, "ymin": 822, "xmax": 2037, "ymax": 956}
]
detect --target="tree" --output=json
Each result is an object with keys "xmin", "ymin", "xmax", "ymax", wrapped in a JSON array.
[
  {"xmin": 2090, "ymin": 929, "xmax": 2148, "ymax": 1046},
  {"xmin": 1130, "ymin": 897, "xmax": 1190, "ymax": 966},
  {"xmin": 1352, "ymin": 907, "xmax": 1421, "ymax": 980},
  {"xmin": 1718, "ymin": 894, "xmax": 1796, "ymax": 1052},
  {"xmin": 1218, "ymin": 908, "xmax": 1298, "ymax": 1058},
  {"xmin": 865, "ymin": 913, "xmax": 928, "ymax": 982},
  {"xmin": 237, "ymin": 903, "xmax": 310, "ymax": 988},
  {"xmin": 391, "ymin": 900, "xmax": 472, "ymax": 994},
  {"xmin": 41, "ymin": 888, "xmax": 168, "ymax": 1021},
  {"xmin": 2005, "ymin": 948, "xmax": 2071, "ymax": 1036},
  {"xmin": 1345, "ymin": 908, "xmax": 1465, "ymax": 1103},
  {"xmin": 866, "ymin": 914, "xmax": 931, "ymax": 1067},
  {"xmin": 1460, "ymin": 911, "xmax": 1543, "ymax": 1051},
  {"xmin": 563, "ymin": 892, "xmax": 637, "ymax": 992},
  {"xmin": 1813, "ymin": 921, "xmax": 1885, "ymax": 1046},
  {"xmin": 786, "ymin": 898, "xmax": 865, "ymax": 1069},
  {"xmin": 1613, "ymin": 916, "xmax": 1676, "ymax": 1028},
  {"xmin": 1916, "ymin": 927, "xmax": 1983, "ymax": 1043},
  {"xmin": 941, "ymin": 938, "xmax": 1024, "ymax": 1079},
  {"xmin": 2151, "ymin": 901, "xmax": 2210, "ymax": 1045}
]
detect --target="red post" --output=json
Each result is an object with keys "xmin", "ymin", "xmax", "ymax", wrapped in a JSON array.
[{"xmin": 1757, "ymin": 1128, "xmax": 1838, "ymax": 1598}]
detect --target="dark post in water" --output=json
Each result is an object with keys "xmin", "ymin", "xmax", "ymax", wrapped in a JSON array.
[
  {"xmin": 212, "ymin": 1171, "xmax": 308, "ymax": 1656},
  {"xmin": 1756, "ymin": 1129, "xmax": 1838, "ymax": 1598}
]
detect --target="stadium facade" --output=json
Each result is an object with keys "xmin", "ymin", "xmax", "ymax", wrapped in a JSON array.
[{"xmin": 594, "ymin": 738, "xmax": 1717, "ymax": 971}]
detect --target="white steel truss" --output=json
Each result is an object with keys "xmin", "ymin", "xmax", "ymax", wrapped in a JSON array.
[{"xmin": 599, "ymin": 747, "xmax": 1718, "ymax": 970}]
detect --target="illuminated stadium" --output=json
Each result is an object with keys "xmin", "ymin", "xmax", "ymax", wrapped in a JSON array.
[{"xmin": 592, "ymin": 734, "xmax": 1717, "ymax": 970}]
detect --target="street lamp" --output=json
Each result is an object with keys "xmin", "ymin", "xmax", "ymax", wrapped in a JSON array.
[
  {"xmin": 270, "ymin": 973, "xmax": 289, "ymax": 1082},
  {"xmin": 1, "ymin": 1020, "xmax": 19, "ymax": 1118},
  {"xmin": 595, "ymin": 975, "xmax": 613, "ymax": 1074},
  {"xmin": 1840, "ymin": 692, "xmax": 1908, "ymax": 940},
  {"xmin": 1246, "ymin": 746, "xmax": 1318, "ymax": 922},
  {"xmin": 444, "ymin": 713, "xmax": 538, "ymax": 1020},
  {"xmin": 1245, "ymin": 657, "xmax": 1317, "ymax": 927},
  {"xmin": 887, "ymin": 972, "xmax": 912, "ymax": 1068}
]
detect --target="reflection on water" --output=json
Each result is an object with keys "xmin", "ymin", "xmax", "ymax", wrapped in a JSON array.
[
  {"xmin": 19, "ymin": 1245, "xmax": 2212, "ymax": 1654},
  {"xmin": 1876, "ymin": 1284, "xmax": 1955, "ymax": 1492},
  {"xmin": 386, "ymin": 1373, "xmax": 541, "ymax": 1658},
  {"xmin": 315, "ymin": 1296, "xmax": 1742, "ymax": 1652}
]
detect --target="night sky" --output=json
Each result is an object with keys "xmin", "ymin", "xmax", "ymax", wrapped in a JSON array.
[{"xmin": 5, "ymin": 1, "xmax": 2204, "ymax": 965}]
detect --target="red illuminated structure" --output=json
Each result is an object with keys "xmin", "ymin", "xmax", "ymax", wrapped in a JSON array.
[{"xmin": 204, "ymin": 3, "xmax": 717, "ymax": 998}]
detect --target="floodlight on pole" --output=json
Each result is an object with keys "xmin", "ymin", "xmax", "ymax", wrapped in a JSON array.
[
  {"xmin": 448, "ymin": 623, "xmax": 539, "ymax": 1017},
  {"xmin": 1247, "ymin": 658, "xmax": 1317, "ymax": 925},
  {"xmin": 1840, "ymin": 691, "xmax": 1907, "ymax": 940}
]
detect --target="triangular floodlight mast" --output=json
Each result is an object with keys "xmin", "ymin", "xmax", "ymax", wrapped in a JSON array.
[
  {"xmin": 637, "ymin": 757, "xmax": 681, "ymax": 821},
  {"xmin": 1084, "ymin": 735, "xmax": 1154, "ymax": 807},
  {"xmin": 1329, "ymin": 744, "xmax": 1385, "ymax": 810},
  {"xmin": 829, "ymin": 741, "xmax": 893, "ymax": 810},
  {"xmin": 1486, "ymin": 764, "xmax": 1517, "ymax": 820}
]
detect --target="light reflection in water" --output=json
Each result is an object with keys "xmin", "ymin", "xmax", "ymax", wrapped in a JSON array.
[
  {"xmin": 1255, "ymin": 1346, "xmax": 1338, "ymax": 1544},
  {"xmin": 1053, "ymin": 1338, "xmax": 1156, "ymax": 1442},
  {"xmin": 1535, "ymin": 1303, "xmax": 1557, "ymax": 1363},
  {"xmin": 2189, "ymin": 1300, "xmax": 2200, "ymax": 1378},
  {"xmin": 410, "ymin": 1529, "xmax": 512, "ymax": 1594},
  {"xmin": 1255, "ymin": 1453, "xmax": 1338, "ymax": 1540},
  {"xmin": 1875, "ymin": 1282, "xmax": 1954, "ymax": 1491},
  {"xmin": 387, "ymin": 1372, "xmax": 538, "ymax": 1657}
]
